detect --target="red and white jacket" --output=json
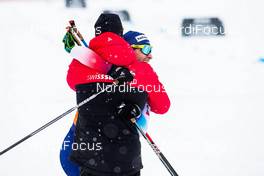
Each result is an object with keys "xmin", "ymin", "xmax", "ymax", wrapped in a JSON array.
[{"xmin": 66, "ymin": 32, "xmax": 170, "ymax": 114}]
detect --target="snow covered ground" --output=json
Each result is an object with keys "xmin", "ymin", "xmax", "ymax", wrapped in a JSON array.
[{"xmin": 0, "ymin": 0, "xmax": 264, "ymax": 175}]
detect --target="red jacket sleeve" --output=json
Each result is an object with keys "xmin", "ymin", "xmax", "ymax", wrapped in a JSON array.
[
  {"xmin": 66, "ymin": 59, "xmax": 113, "ymax": 91},
  {"xmin": 129, "ymin": 62, "xmax": 170, "ymax": 114}
]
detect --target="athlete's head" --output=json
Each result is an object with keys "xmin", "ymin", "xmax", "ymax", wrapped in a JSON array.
[
  {"xmin": 94, "ymin": 13, "xmax": 123, "ymax": 37},
  {"xmin": 124, "ymin": 31, "xmax": 152, "ymax": 62}
]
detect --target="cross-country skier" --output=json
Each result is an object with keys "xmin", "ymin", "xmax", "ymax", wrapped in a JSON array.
[{"xmin": 61, "ymin": 13, "xmax": 170, "ymax": 176}]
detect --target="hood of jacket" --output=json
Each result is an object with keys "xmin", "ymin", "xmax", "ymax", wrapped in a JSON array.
[{"xmin": 89, "ymin": 32, "xmax": 137, "ymax": 66}]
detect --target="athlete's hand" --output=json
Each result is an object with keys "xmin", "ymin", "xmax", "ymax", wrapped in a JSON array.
[{"xmin": 107, "ymin": 65, "xmax": 134, "ymax": 84}]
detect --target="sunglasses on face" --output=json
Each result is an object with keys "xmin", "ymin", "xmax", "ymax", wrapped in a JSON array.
[{"xmin": 131, "ymin": 44, "xmax": 152, "ymax": 55}]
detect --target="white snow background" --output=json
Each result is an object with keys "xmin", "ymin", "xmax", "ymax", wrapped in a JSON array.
[{"xmin": 0, "ymin": 0, "xmax": 264, "ymax": 175}]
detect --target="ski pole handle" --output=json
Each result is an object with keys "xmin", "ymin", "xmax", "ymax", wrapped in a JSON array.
[
  {"xmin": 69, "ymin": 20, "xmax": 88, "ymax": 47},
  {"xmin": 66, "ymin": 26, "xmax": 82, "ymax": 46}
]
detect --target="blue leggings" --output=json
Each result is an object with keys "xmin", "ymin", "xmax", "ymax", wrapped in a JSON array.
[{"xmin": 60, "ymin": 124, "xmax": 80, "ymax": 176}]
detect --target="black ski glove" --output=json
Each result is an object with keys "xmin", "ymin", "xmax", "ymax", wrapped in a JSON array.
[
  {"xmin": 117, "ymin": 103, "xmax": 141, "ymax": 120},
  {"xmin": 107, "ymin": 65, "xmax": 134, "ymax": 84}
]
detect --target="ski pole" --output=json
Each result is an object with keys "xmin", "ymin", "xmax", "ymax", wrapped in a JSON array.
[
  {"xmin": 69, "ymin": 20, "xmax": 89, "ymax": 48},
  {"xmin": 0, "ymin": 84, "xmax": 116, "ymax": 156},
  {"xmin": 66, "ymin": 26, "xmax": 82, "ymax": 46},
  {"xmin": 131, "ymin": 118, "xmax": 179, "ymax": 176}
]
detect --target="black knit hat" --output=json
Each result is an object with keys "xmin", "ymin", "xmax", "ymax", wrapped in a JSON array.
[{"xmin": 94, "ymin": 13, "xmax": 123, "ymax": 36}]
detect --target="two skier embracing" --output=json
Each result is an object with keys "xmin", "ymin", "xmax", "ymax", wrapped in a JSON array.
[{"xmin": 61, "ymin": 13, "xmax": 171, "ymax": 176}]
